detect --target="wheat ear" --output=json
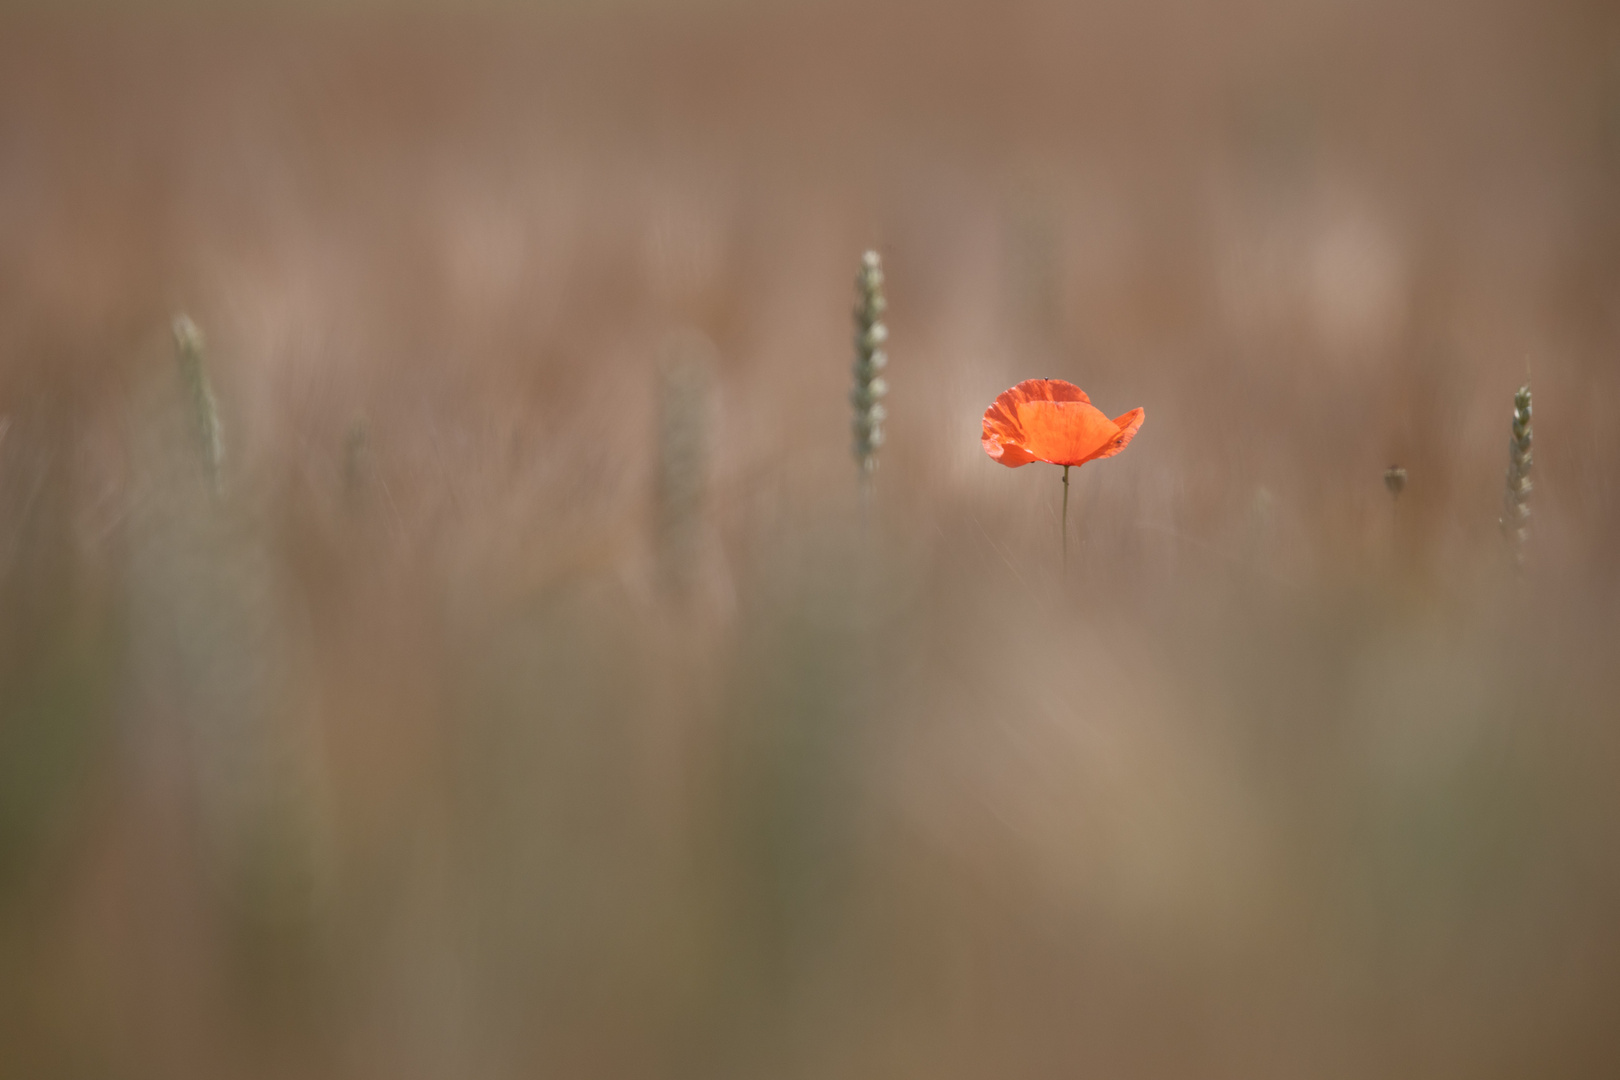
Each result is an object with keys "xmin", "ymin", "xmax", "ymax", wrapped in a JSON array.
[
  {"xmin": 851, "ymin": 251, "xmax": 888, "ymax": 500},
  {"xmin": 1499, "ymin": 384, "xmax": 1532, "ymax": 569},
  {"xmin": 173, "ymin": 314, "xmax": 223, "ymax": 494}
]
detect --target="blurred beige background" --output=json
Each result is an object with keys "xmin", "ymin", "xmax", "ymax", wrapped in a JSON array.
[{"xmin": 2, "ymin": 2, "xmax": 1618, "ymax": 1078}]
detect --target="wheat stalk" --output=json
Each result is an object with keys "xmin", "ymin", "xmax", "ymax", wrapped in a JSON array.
[
  {"xmin": 656, "ymin": 335, "xmax": 715, "ymax": 596},
  {"xmin": 173, "ymin": 314, "xmax": 223, "ymax": 494},
  {"xmin": 1499, "ymin": 383, "xmax": 1532, "ymax": 569},
  {"xmin": 851, "ymin": 251, "xmax": 888, "ymax": 498},
  {"xmin": 343, "ymin": 418, "xmax": 369, "ymax": 505}
]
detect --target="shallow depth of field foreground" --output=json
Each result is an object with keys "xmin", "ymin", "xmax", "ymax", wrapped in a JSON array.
[{"xmin": 3, "ymin": 2, "xmax": 1620, "ymax": 1077}]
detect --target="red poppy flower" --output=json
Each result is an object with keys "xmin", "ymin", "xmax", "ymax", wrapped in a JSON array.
[{"xmin": 982, "ymin": 379, "xmax": 1144, "ymax": 468}]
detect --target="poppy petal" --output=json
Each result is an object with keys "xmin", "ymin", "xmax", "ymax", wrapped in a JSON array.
[
  {"xmin": 1083, "ymin": 407, "xmax": 1145, "ymax": 463},
  {"xmin": 982, "ymin": 385, "xmax": 1039, "ymax": 467},
  {"xmin": 1006, "ymin": 378, "xmax": 1089, "ymax": 405},
  {"xmin": 982, "ymin": 430, "xmax": 1038, "ymax": 466},
  {"xmin": 1012, "ymin": 399, "xmax": 1121, "ymax": 466},
  {"xmin": 982, "ymin": 399, "xmax": 1022, "ymax": 443}
]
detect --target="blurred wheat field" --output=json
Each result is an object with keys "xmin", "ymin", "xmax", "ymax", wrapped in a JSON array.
[{"xmin": 3, "ymin": 2, "xmax": 1620, "ymax": 1077}]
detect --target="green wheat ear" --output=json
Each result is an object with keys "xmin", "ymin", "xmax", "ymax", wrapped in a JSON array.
[
  {"xmin": 173, "ymin": 314, "xmax": 223, "ymax": 494},
  {"xmin": 1384, "ymin": 465, "xmax": 1407, "ymax": 500},
  {"xmin": 851, "ymin": 251, "xmax": 888, "ymax": 493},
  {"xmin": 1500, "ymin": 383, "xmax": 1532, "ymax": 569}
]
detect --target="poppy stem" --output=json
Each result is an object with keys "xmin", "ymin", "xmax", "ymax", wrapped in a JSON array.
[{"xmin": 1061, "ymin": 464, "xmax": 1070, "ymax": 571}]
